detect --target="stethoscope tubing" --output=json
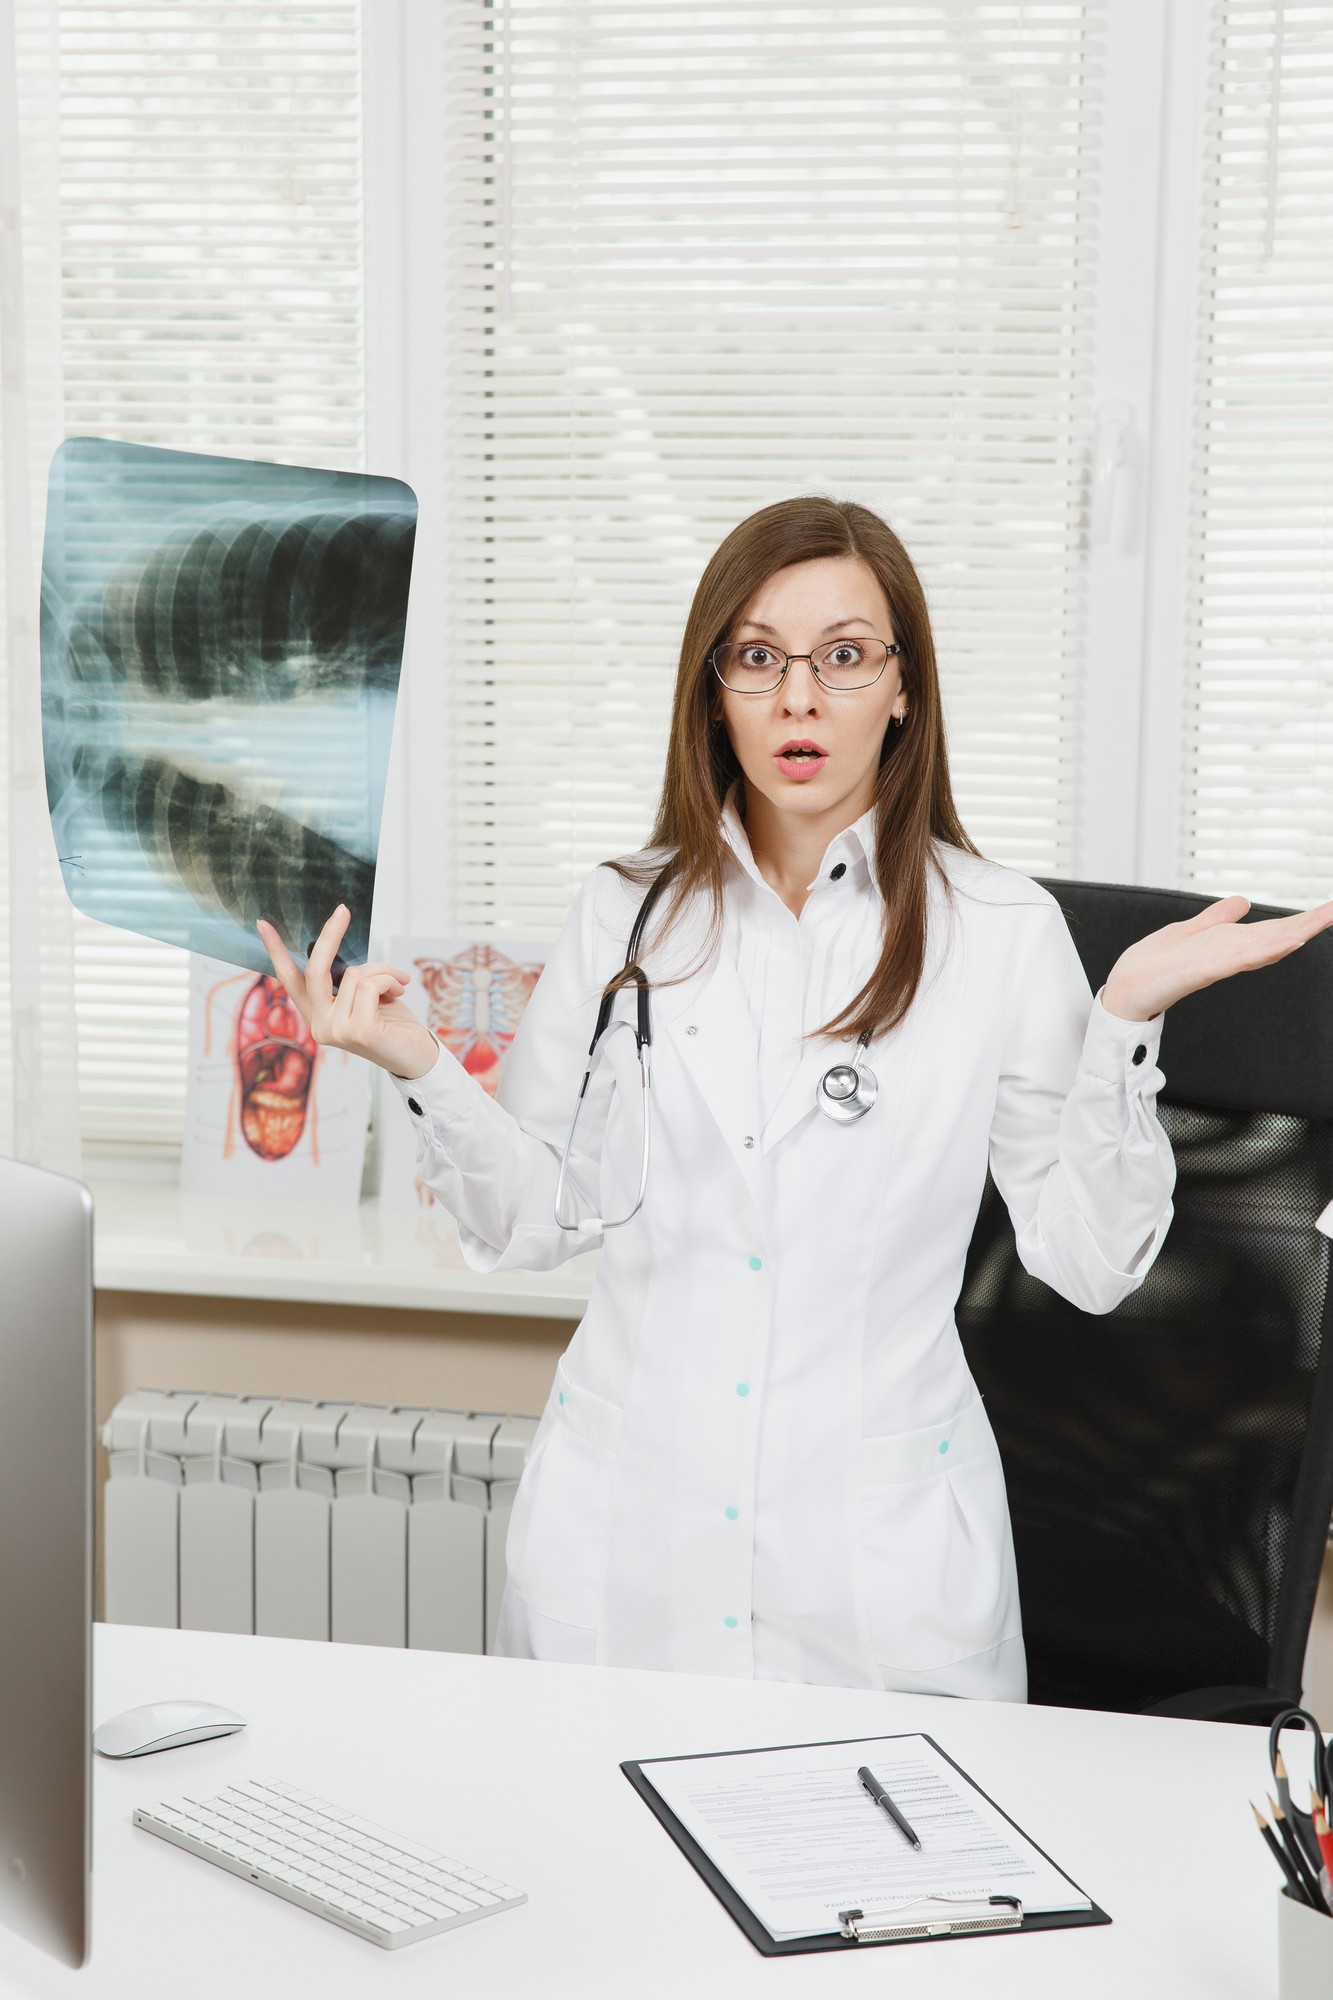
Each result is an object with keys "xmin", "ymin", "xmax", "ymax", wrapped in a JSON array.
[
  {"xmin": 554, "ymin": 866, "xmax": 878, "ymax": 1232},
  {"xmin": 554, "ymin": 877, "xmax": 666, "ymax": 1233}
]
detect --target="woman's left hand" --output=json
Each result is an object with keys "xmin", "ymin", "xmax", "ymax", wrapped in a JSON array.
[{"xmin": 1101, "ymin": 894, "xmax": 1333, "ymax": 1023}]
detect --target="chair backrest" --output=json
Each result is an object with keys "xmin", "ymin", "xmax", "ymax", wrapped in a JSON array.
[{"xmin": 956, "ymin": 882, "xmax": 1333, "ymax": 1715}]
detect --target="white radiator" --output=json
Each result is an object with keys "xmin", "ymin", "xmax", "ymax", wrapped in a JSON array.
[{"xmin": 101, "ymin": 1391, "xmax": 537, "ymax": 1653}]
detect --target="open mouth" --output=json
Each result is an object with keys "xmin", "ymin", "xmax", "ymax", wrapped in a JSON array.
[{"xmin": 775, "ymin": 740, "xmax": 828, "ymax": 777}]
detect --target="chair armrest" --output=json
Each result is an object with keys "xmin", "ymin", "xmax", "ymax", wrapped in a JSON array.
[{"xmin": 1141, "ymin": 1685, "xmax": 1300, "ymax": 1725}]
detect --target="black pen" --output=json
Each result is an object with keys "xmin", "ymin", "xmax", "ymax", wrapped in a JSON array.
[{"xmin": 857, "ymin": 1765, "xmax": 922, "ymax": 1851}]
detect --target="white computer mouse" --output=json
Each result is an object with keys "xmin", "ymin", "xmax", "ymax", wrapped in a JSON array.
[{"xmin": 93, "ymin": 1699, "xmax": 248, "ymax": 1759}]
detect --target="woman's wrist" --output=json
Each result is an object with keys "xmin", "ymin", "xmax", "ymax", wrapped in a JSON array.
[
  {"xmin": 1099, "ymin": 975, "xmax": 1156, "ymax": 1024},
  {"xmin": 390, "ymin": 1031, "xmax": 441, "ymax": 1082}
]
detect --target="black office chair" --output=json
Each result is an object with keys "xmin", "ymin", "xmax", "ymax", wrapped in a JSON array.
[{"xmin": 957, "ymin": 882, "xmax": 1333, "ymax": 1723}]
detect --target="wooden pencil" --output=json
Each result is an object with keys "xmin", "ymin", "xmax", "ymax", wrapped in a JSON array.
[
  {"xmin": 1270, "ymin": 1794, "xmax": 1326, "ymax": 1911},
  {"xmin": 1313, "ymin": 1802, "xmax": 1333, "ymax": 1912},
  {"xmin": 1253, "ymin": 1802, "xmax": 1310, "ymax": 1905},
  {"xmin": 1275, "ymin": 1749, "xmax": 1293, "ymax": 1819}
]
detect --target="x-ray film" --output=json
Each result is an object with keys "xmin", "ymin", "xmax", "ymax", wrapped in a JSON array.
[{"xmin": 41, "ymin": 437, "xmax": 416, "ymax": 974}]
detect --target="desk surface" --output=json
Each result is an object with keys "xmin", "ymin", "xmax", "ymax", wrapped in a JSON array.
[{"xmin": 1, "ymin": 1625, "xmax": 1277, "ymax": 2000}]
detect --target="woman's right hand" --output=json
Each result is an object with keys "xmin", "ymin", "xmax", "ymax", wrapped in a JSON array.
[{"xmin": 256, "ymin": 906, "xmax": 441, "ymax": 1081}]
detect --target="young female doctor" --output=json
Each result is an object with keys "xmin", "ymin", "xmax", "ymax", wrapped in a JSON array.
[{"xmin": 259, "ymin": 497, "xmax": 1333, "ymax": 1703}]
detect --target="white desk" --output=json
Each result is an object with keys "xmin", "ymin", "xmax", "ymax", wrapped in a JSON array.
[{"xmin": 2, "ymin": 1624, "xmax": 1276, "ymax": 1999}]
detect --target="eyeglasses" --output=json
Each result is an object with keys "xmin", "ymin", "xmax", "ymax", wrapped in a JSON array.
[{"xmin": 712, "ymin": 637, "xmax": 902, "ymax": 694}]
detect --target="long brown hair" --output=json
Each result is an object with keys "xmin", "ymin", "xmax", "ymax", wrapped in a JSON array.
[{"xmin": 613, "ymin": 496, "xmax": 979, "ymax": 1042}]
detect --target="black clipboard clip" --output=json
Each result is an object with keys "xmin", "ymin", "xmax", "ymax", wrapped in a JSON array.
[{"xmin": 837, "ymin": 1894, "xmax": 1024, "ymax": 1943}]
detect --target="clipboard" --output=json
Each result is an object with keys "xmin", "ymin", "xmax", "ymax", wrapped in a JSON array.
[{"xmin": 621, "ymin": 1731, "xmax": 1112, "ymax": 1957}]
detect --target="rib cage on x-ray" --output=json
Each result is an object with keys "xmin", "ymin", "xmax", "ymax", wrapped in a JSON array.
[
  {"xmin": 66, "ymin": 510, "xmax": 413, "ymax": 703},
  {"xmin": 42, "ymin": 439, "xmax": 415, "ymax": 975},
  {"xmin": 83, "ymin": 753, "xmax": 376, "ymax": 957}
]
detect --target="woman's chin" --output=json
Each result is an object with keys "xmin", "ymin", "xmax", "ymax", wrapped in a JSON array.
[{"xmin": 744, "ymin": 767, "xmax": 871, "ymax": 821}]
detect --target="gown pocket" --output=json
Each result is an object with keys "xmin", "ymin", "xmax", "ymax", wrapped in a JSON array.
[
  {"xmin": 859, "ymin": 1398, "xmax": 1020, "ymax": 1676},
  {"xmin": 503, "ymin": 1356, "xmax": 622, "ymax": 1630}
]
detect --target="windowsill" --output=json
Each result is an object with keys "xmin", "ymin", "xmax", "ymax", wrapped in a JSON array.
[{"xmin": 89, "ymin": 1177, "xmax": 597, "ymax": 1320}]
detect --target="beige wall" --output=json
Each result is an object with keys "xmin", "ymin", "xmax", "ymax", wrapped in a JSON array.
[
  {"xmin": 96, "ymin": 1290, "xmax": 573, "ymax": 1429},
  {"xmin": 95, "ymin": 1287, "xmax": 1333, "ymax": 1709}
]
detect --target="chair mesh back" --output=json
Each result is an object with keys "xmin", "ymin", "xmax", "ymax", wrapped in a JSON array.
[{"xmin": 956, "ymin": 882, "xmax": 1333, "ymax": 1714}]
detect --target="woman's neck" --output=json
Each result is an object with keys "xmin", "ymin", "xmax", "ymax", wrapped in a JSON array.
[{"xmin": 741, "ymin": 785, "xmax": 874, "ymax": 918}]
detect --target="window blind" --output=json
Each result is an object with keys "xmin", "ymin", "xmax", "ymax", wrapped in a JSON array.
[
  {"xmin": 56, "ymin": 1, "xmax": 366, "ymax": 1156},
  {"xmin": 445, "ymin": 0, "xmax": 1103, "ymax": 936},
  {"xmin": 1181, "ymin": 3, "xmax": 1333, "ymax": 908},
  {"xmin": 1, "ymin": 0, "xmax": 82, "ymax": 1175}
]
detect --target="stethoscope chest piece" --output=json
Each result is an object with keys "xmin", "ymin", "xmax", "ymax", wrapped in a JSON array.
[{"xmin": 817, "ymin": 1041, "xmax": 878, "ymax": 1124}]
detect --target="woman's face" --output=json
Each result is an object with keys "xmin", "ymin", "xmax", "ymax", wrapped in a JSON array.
[{"xmin": 718, "ymin": 555, "xmax": 905, "ymax": 827}]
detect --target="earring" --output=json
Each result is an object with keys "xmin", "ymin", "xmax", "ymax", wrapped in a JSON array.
[{"xmin": 894, "ymin": 708, "xmax": 907, "ymax": 728}]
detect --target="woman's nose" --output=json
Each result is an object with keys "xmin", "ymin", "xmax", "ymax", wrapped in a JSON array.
[{"xmin": 780, "ymin": 657, "xmax": 821, "ymax": 712}]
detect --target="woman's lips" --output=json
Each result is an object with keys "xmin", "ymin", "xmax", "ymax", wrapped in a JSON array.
[{"xmin": 774, "ymin": 743, "xmax": 828, "ymax": 782}]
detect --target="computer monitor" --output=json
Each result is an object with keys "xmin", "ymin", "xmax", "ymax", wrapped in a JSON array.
[{"xmin": 0, "ymin": 1158, "xmax": 93, "ymax": 1968}]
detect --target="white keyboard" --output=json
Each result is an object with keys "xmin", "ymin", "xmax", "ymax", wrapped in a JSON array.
[{"xmin": 134, "ymin": 1776, "xmax": 526, "ymax": 1949}]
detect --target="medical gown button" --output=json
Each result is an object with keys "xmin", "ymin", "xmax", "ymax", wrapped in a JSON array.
[
  {"xmin": 1132, "ymin": 1044, "xmax": 1147, "ymax": 1066},
  {"xmin": 748, "ymin": 1255, "xmax": 762, "ymax": 1271},
  {"xmin": 736, "ymin": 1382, "xmax": 750, "ymax": 1397},
  {"xmin": 829, "ymin": 862, "xmax": 847, "ymax": 880},
  {"xmin": 724, "ymin": 1616, "xmax": 739, "ymax": 1628},
  {"xmin": 725, "ymin": 1506, "xmax": 739, "ymax": 1520},
  {"xmin": 938, "ymin": 1439, "xmax": 948, "ymax": 1454},
  {"xmin": 407, "ymin": 1097, "xmax": 423, "ymax": 1116}
]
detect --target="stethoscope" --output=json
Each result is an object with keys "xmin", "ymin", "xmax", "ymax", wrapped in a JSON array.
[{"xmin": 554, "ymin": 871, "xmax": 879, "ymax": 1234}]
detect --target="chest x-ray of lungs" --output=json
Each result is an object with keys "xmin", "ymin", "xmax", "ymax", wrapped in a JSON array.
[{"xmin": 41, "ymin": 437, "xmax": 416, "ymax": 975}]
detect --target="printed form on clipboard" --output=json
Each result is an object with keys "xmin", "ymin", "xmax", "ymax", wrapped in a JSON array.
[{"xmin": 623, "ymin": 1732, "xmax": 1106, "ymax": 1953}]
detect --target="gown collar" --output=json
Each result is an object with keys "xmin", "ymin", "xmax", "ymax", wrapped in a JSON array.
[{"xmin": 718, "ymin": 792, "xmax": 879, "ymax": 898}]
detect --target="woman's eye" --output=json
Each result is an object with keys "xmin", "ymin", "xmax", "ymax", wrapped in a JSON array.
[
  {"xmin": 828, "ymin": 644, "xmax": 862, "ymax": 666},
  {"xmin": 740, "ymin": 647, "xmax": 774, "ymax": 668}
]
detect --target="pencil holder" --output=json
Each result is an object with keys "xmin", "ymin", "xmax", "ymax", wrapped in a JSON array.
[{"xmin": 1278, "ymin": 1887, "xmax": 1333, "ymax": 1997}]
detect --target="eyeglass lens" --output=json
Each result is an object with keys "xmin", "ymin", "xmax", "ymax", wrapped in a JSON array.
[{"xmin": 713, "ymin": 638, "xmax": 893, "ymax": 692}]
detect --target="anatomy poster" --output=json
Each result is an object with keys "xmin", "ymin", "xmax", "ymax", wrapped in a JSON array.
[
  {"xmin": 41, "ymin": 437, "xmax": 415, "ymax": 977},
  {"xmin": 378, "ymin": 937, "xmax": 545, "ymax": 1211},
  {"xmin": 181, "ymin": 953, "xmax": 369, "ymax": 1204}
]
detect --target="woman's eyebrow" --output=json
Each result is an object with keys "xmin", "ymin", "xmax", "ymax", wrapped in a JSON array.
[{"xmin": 734, "ymin": 615, "xmax": 877, "ymax": 636}]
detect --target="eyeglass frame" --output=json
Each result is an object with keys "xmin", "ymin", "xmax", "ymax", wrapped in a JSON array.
[{"xmin": 710, "ymin": 636, "xmax": 903, "ymax": 695}]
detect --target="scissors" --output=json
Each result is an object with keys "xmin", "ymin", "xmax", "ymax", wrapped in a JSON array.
[{"xmin": 1268, "ymin": 1705, "xmax": 1332, "ymax": 1875}]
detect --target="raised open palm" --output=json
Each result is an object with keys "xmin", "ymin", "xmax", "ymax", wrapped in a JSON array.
[{"xmin": 1102, "ymin": 895, "xmax": 1333, "ymax": 1023}]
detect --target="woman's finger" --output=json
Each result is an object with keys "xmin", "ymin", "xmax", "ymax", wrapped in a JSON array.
[
  {"xmin": 304, "ymin": 905, "xmax": 352, "ymax": 1023},
  {"xmin": 1223, "ymin": 903, "xmax": 1333, "ymax": 966},
  {"xmin": 1292, "ymin": 898, "xmax": 1333, "ymax": 939},
  {"xmin": 255, "ymin": 919, "xmax": 312, "ymax": 1021},
  {"xmin": 328, "ymin": 960, "xmax": 401, "ymax": 1029},
  {"xmin": 1178, "ymin": 894, "xmax": 1250, "ymax": 934},
  {"xmin": 346, "ymin": 970, "xmax": 407, "ymax": 1038}
]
